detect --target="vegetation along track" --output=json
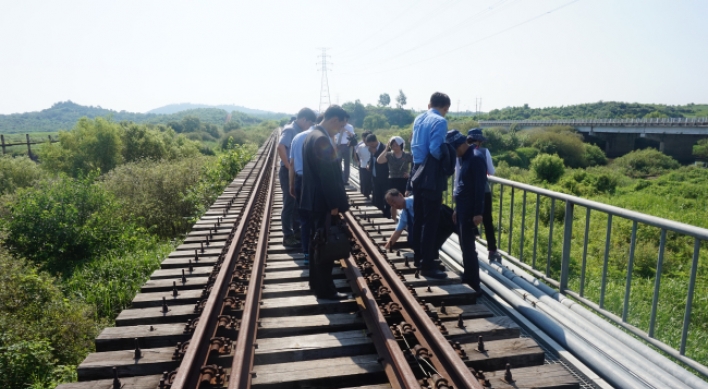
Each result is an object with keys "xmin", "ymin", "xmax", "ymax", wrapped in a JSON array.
[{"xmin": 58, "ymin": 129, "xmax": 582, "ymax": 389}]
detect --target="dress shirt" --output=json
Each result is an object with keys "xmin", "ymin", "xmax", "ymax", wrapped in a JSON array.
[{"xmin": 410, "ymin": 109, "xmax": 447, "ymax": 164}]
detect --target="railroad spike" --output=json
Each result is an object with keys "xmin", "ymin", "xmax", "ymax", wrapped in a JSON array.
[
  {"xmin": 112, "ymin": 367, "xmax": 121, "ymax": 389},
  {"xmin": 200, "ymin": 241, "xmax": 205, "ymax": 253},
  {"xmin": 457, "ymin": 314, "xmax": 465, "ymax": 329},
  {"xmin": 477, "ymin": 335, "xmax": 485, "ymax": 352},
  {"xmin": 503, "ymin": 363, "xmax": 514, "ymax": 383},
  {"xmin": 194, "ymin": 249, "xmax": 199, "ymax": 262},
  {"xmin": 134, "ymin": 338, "xmax": 142, "ymax": 360},
  {"xmin": 440, "ymin": 301, "xmax": 446, "ymax": 314},
  {"xmin": 427, "ymin": 285, "xmax": 432, "ymax": 293},
  {"xmin": 414, "ymin": 270, "xmax": 420, "ymax": 279},
  {"xmin": 181, "ymin": 269, "xmax": 187, "ymax": 284},
  {"xmin": 162, "ymin": 297, "xmax": 169, "ymax": 314},
  {"xmin": 189, "ymin": 259, "xmax": 194, "ymax": 273}
]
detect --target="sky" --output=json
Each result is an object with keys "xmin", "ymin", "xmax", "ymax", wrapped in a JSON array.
[{"xmin": 1, "ymin": 0, "xmax": 707, "ymax": 115}]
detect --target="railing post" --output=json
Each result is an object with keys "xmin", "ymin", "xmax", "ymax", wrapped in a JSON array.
[{"xmin": 559, "ymin": 201, "xmax": 574, "ymax": 291}]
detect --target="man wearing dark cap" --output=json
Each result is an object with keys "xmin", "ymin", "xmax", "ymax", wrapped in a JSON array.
[
  {"xmin": 409, "ymin": 92, "xmax": 452, "ymax": 279},
  {"xmin": 468, "ymin": 128, "xmax": 500, "ymax": 262},
  {"xmin": 447, "ymin": 130, "xmax": 486, "ymax": 293}
]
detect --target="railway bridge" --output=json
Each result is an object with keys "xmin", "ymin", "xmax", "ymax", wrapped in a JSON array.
[
  {"xmin": 479, "ymin": 118, "xmax": 708, "ymax": 161},
  {"xmin": 58, "ymin": 129, "xmax": 708, "ymax": 389}
]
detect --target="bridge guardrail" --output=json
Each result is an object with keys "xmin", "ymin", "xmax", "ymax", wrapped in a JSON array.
[
  {"xmin": 479, "ymin": 117, "xmax": 708, "ymax": 127},
  {"xmin": 449, "ymin": 175, "xmax": 708, "ymax": 378}
]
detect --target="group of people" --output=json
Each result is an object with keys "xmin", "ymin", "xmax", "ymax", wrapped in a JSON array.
[{"xmin": 278, "ymin": 92, "xmax": 499, "ymax": 299}]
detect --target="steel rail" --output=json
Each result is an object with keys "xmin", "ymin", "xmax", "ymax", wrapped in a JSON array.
[
  {"xmin": 169, "ymin": 133, "xmax": 277, "ymax": 389},
  {"xmin": 228, "ymin": 131, "xmax": 278, "ymax": 389},
  {"xmin": 343, "ymin": 211, "xmax": 482, "ymax": 389},
  {"xmin": 341, "ymin": 237, "xmax": 421, "ymax": 389}
]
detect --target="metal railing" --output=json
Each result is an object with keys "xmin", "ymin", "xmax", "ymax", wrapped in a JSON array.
[
  {"xmin": 471, "ymin": 176, "xmax": 708, "ymax": 377},
  {"xmin": 479, "ymin": 117, "xmax": 708, "ymax": 127}
]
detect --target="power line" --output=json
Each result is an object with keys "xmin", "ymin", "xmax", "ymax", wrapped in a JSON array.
[
  {"xmin": 337, "ymin": 0, "xmax": 464, "ymax": 64},
  {"xmin": 334, "ymin": 0, "xmax": 423, "ymax": 56},
  {"xmin": 341, "ymin": 0, "xmax": 583, "ymax": 77},
  {"xmin": 348, "ymin": 0, "xmax": 520, "ymax": 70}
]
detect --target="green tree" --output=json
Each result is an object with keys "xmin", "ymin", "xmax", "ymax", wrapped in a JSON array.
[
  {"xmin": 39, "ymin": 117, "xmax": 124, "ymax": 176},
  {"xmin": 342, "ymin": 100, "xmax": 367, "ymax": 127},
  {"xmin": 396, "ymin": 89, "xmax": 407, "ymax": 108},
  {"xmin": 180, "ymin": 116, "xmax": 201, "ymax": 133},
  {"xmin": 363, "ymin": 114, "xmax": 389, "ymax": 130},
  {"xmin": 378, "ymin": 93, "xmax": 391, "ymax": 107},
  {"xmin": 121, "ymin": 123, "xmax": 167, "ymax": 162}
]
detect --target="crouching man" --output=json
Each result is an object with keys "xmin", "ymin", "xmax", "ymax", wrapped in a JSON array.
[{"xmin": 446, "ymin": 130, "xmax": 486, "ymax": 293}]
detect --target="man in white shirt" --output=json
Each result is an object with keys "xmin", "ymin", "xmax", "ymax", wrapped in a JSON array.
[
  {"xmin": 354, "ymin": 131, "xmax": 372, "ymax": 197},
  {"xmin": 336, "ymin": 122, "xmax": 355, "ymax": 184}
]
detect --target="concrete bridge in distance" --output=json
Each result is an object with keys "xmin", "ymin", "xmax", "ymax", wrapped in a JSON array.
[{"xmin": 479, "ymin": 117, "xmax": 708, "ymax": 162}]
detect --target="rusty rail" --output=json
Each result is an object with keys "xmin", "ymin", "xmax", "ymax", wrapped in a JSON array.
[
  {"xmin": 343, "ymin": 211, "xmax": 483, "ymax": 389},
  {"xmin": 227, "ymin": 130, "xmax": 278, "ymax": 388},
  {"xmin": 168, "ymin": 133, "xmax": 277, "ymax": 389}
]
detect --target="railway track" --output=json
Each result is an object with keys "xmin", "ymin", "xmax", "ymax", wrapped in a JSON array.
[{"xmin": 58, "ymin": 129, "xmax": 585, "ymax": 389}]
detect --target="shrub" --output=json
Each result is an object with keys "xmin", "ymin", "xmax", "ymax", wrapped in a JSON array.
[
  {"xmin": 531, "ymin": 154, "xmax": 565, "ymax": 183},
  {"xmin": 221, "ymin": 130, "xmax": 248, "ymax": 148},
  {"xmin": 102, "ymin": 158, "xmax": 210, "ymax": 237},
  {"xmin": 525, "ymin": 127, "xmax": 587, "ymax": 168},
  {"xmin": 494, "ymin": 151, "xmax": 525, "ymax": 168},
  {"xmin": 693, "ymin": 138, "xmax": 708, "ymax": 159},
  {"xmin": 612, "ymin": 148, "xmax": 680, "ymax": 178},
  {"xmin": 2, "ymin": 173, "xmax": 137, "ymax": 269},
  {"xmin": 0, "ymin": 245, "xmax": 96, "ymax": 389},
  {"xmin": 0, "ymin": 155, "xmax": 45, "ymax": 195},
  {"xmin": 584, "ymin": 144, "xmax": 607, "ymax": 166},
  {"xmin": 482, "ymin": 127, "xmax": 520, "ymax": 153}
]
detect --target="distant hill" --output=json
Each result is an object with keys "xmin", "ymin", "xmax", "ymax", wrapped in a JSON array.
[
  {"xmin": 0, "ymin": 101, "xmax": 269, "ymax": 134},
  {"xmin": 148, "ymin": 103, "xmax": 288, "ymax": 119}
]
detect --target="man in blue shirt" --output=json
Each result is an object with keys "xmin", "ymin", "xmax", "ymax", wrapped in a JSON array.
[
  {"xmin": 409, "ymin": 92, "xmax": 451, "ymax": 279},
  {"xmin": 448, "ymin": 130, "xmax": 486, "ymax": 293},
  {"xmin": 383, "ymin": 189, "xmax": 415, "ymax": 251},
  {"xmin": 278, "ymin": 108, "xmax": 316, "ymax": 247}
]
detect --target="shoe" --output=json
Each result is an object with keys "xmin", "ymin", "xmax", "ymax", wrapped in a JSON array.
[
  {"xmin": 318, "ymin": 292, "xmax": 349, "ymax": 300},
  {"xmin": 302, "ymin": 254, "xmax": 309, "ymax": 266},
  {"xmin": 283, "ymin": 236, "xmax": 300, "ymax": 247},
  {"xmin": 420, "ymin": 269, "xmax": 448, "ymax": 279},
  {"xmin": 488, "ymin": 251, "xmax": 502, "ymax": 263}
]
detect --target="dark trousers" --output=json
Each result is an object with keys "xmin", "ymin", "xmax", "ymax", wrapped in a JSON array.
[
  {"xmin": 456, "ymin": 201, "xmax": 481, "ymax": 290},
  {"xmin": 294, "ymin": 175, "xmax": 311, "ymax": 254},
  {"xmin": 482, "ymin": 191, "xmax": 497, "ymax": 252},
  {"xmin": 308, "ymin": 212, "xmax": 338, "ymax": 297},
  {"xmin": 359, "ymin": 167, "xmax": 372, "ymax": 197},
  {"xmin": 412, "ymin": 188, "xmax": 442, "ymax": 269},
  {"xmin": 278, "ymin": 166, "xmax": 297, "ymax": 237},
  {"xmin": 389, "ymin": 177, "xmax": 408, "ymax": 194},
  {"xmin": 338, "ymin": 145, "xmax": 352, "ymax": 184},
  {"xmin": 372, "ymin": 176, "xmax": 391, "ymax": 218}
]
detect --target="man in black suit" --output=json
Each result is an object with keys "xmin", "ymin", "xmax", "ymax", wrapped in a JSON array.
[
  {"xmin": 366, "ymin": 134, "xmax": 391, "ymax": 218},
  {"xmin": 300, "ymin": 105, "xmax": 351, "ymax": 300}
]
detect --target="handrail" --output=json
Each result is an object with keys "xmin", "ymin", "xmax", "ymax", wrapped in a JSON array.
[
  {"xmin": 478, "ymin": 117, "xmax": 708, "ymax": 127},
  {"xmin": 480, "ymin": 175, "xmax": 707, "ymax": 378}
]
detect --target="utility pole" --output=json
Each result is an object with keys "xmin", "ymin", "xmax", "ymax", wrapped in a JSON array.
[{"xmin": 317, "ymin": 48, "xmax": 331, "ymax": 113}]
